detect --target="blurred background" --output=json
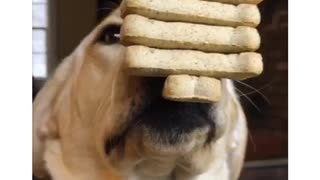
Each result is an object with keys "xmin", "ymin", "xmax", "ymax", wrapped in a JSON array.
[{"xmin": 32, "ymin": 0, "xmax": 288, "ymax": 179}]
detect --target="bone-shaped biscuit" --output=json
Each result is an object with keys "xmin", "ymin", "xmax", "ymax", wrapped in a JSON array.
[
  {"xmin": 163, "ymin": 75, "xmax": 222, "ymax": 103},
  {"xmin": 125, "ymin": 46, "xmax": 263, "ymax": 80},
  {"xmin": 121, "ymin": 0, "xmax": 261, "ymax": 27},
  {"xmin": 120, "ymin": 14, "xmax": 260, "ymax": 53}
]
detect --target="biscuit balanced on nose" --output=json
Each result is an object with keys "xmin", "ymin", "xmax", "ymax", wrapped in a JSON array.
[{"xmin": 162, "ymin": 75, "xmax": 222, "ymax": 103}]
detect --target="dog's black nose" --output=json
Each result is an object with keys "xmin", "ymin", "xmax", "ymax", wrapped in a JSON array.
[{"xmin": 139, "ymin": 99, "xmax": 215, "ymax": 136}]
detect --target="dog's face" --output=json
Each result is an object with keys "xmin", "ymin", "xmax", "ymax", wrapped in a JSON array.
[{"xmin": 33, "ymin": 7, "xmax": 247, "ymax": 180}]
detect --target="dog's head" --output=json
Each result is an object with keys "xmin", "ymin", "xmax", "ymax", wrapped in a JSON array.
[{"xmin": 33, "ymin": 6, "xmax": 247, "ymax": 180}]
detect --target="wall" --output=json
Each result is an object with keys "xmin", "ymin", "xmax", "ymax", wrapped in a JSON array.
[
  {"xmin": 239, "ymin": 0, "xmax": 288, "ymax": 161},
  {"xmin": 47, "ymin": 0, "xmax": 97, "ymax": 75}
]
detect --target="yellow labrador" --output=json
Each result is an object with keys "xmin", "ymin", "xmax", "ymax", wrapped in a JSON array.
[{"xmin": 33, "ymin": 7, "xmax": 248, "ymax": 180}]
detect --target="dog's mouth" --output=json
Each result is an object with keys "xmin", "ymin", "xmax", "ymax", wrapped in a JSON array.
[{"xmin": 105, "ymin": 77, "xmax": 217, "ymax": 158}]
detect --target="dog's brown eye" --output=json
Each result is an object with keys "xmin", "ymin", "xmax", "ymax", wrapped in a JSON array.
[{"xmin": 99, "ymin": 24, "xmax": 121, "ymax": 44}]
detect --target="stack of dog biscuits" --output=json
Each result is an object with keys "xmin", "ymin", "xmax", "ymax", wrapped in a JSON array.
[{"xmin": 120, "ymin": 0, "xmax": 264, "ymax": 103}]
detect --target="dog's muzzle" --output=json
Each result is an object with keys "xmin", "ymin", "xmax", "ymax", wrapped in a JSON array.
[
  {"xmin": 103, "ymin": 77, "xmax": 219, "ymax": 177},
  {"xmin": 106, "ymin": 77, "xmax": 217, "ymax": 154}
]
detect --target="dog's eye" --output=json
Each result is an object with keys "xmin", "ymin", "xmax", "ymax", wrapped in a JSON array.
[{"xmin": 99, "ymin": 24, "xmax": 121, "ymax": 44}]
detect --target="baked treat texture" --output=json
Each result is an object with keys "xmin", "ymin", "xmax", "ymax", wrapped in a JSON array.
[
  {"xmin": 163, "ymin": 75, "xmax": 222, "ymax": 103},
  {"xmin": 125, "ymin": 46, "xmax": 263, "ymax": 80},
  {"xmin": 121, "ymin": 0, "xmax": 260, "ymax": 27},
  {"xmin": 120, "ymin": 15, "xmax": 260, "ymax": 53}
]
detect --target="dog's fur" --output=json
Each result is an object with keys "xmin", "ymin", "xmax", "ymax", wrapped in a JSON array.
[{"xmin": 33, "ymin": 8, "xmax": 248, "ymax": 180}]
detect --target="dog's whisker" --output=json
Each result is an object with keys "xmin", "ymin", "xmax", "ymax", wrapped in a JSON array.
[
  {"xmin": 247, "ymin": 130, "xmax": 256, "ymax": 153},
  {"xmin": 235, "ymin": 80, "xmax": 271, "ymax": 105},
  {"xmin": 238, "ymin": 83, "xmax": 270, "ymax": 97},
  {"xmin": 237, "ymin": 80, "xmax": 273, "ymax": 96},
  {"xmin": 235, "ymin": 88, "xmax": 261, "ymax": 112}
]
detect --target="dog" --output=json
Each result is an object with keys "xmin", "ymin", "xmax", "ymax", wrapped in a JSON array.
[{"xmin": 33, "ymin": 6, "xmax": 248, "ymax": 180}]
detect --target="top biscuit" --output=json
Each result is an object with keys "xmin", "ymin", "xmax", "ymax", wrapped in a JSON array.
[{"xmin": 121, "ymin": 0, "xmax": 261, "ymax": 27}]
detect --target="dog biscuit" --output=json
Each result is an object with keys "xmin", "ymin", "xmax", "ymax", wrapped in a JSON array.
[
  {"xmin": 125, "ymin": 46, "xmax": 263, "ymax": 80},
  {"xmin": 121, "ymin": 0, "xmax": 260, "ymax": 27},
  {"xmin": 121, "ymin": 15, "xmax": 260, "ymax": 53},
  {"xmin": 163, "ymin": 75, "xmax": 222, "ymax": 103}
]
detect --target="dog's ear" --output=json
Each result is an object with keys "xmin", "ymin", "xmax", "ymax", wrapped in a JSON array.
[
  {"xmin": 32, "ymin": 45, "xmax": 121, "ymax": 178},
  {"xmin": 33, "ymin": 55, "xmax": 75, "ymax": 178}
]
